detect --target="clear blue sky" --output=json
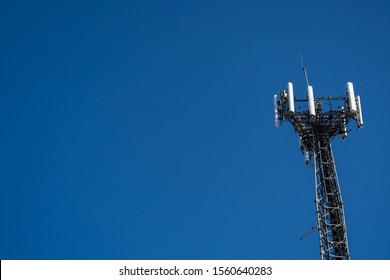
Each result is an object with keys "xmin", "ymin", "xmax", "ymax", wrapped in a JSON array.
[{"xmin": 1, "ymin": 0, "xmax": 389, "ymax": 260}]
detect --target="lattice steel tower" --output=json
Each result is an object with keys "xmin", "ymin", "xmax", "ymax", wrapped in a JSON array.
[{"xmin": 274, "ymin": 69, "xmax": 363, "ymax": 260}]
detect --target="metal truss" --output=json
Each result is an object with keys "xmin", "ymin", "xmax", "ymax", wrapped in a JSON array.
[{"xmin": 314, "ymin": 135, "xmax": 349, "ymax": 260}]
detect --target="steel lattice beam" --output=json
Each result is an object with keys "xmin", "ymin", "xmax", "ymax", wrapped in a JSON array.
[{"xmin": 314, "ymin": 136, "xmax": 349, "ymax": 260}]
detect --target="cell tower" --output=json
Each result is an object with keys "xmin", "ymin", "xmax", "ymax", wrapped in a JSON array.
[{"xmin": 274, "ymin": 67, "xmax": 363, "ymax": 260}]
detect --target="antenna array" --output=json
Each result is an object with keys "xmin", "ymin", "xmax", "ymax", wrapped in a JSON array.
[{"xmin": 274, "ymin": 68, "xmax": 363, "ymax": 260}]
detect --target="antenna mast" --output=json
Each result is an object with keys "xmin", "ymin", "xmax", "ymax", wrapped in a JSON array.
[
  {"xmin": 300, "ymin": 54, "xmax": 309, "ymax": 87},
  {"xmin": 274, "ymin": 65, "xmax": 363, "ymax": 260}
]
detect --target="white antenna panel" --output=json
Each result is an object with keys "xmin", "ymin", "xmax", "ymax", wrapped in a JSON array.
[
  {"xmin": 356, "ymin": 95, "xmax": 363, "ymax": 128},
  {"xmin": 307, "ymin": 85, "xmax": 316, "ymax": 116},
  {"xmin": 274, "ymin": 94, "xmax": 279, "ymax": 128},
  {"xmin": 347, "ymin": 82, "xmax": 357, "ymax": 113},
  {"xmin": 287, "ymin": 82, "xmax": 295, "ymax": 113}
]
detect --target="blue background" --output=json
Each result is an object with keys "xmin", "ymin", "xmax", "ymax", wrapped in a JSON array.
[{"xmin": 1, "ymin": 0, "xmax": 389, "ymax": 259}]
